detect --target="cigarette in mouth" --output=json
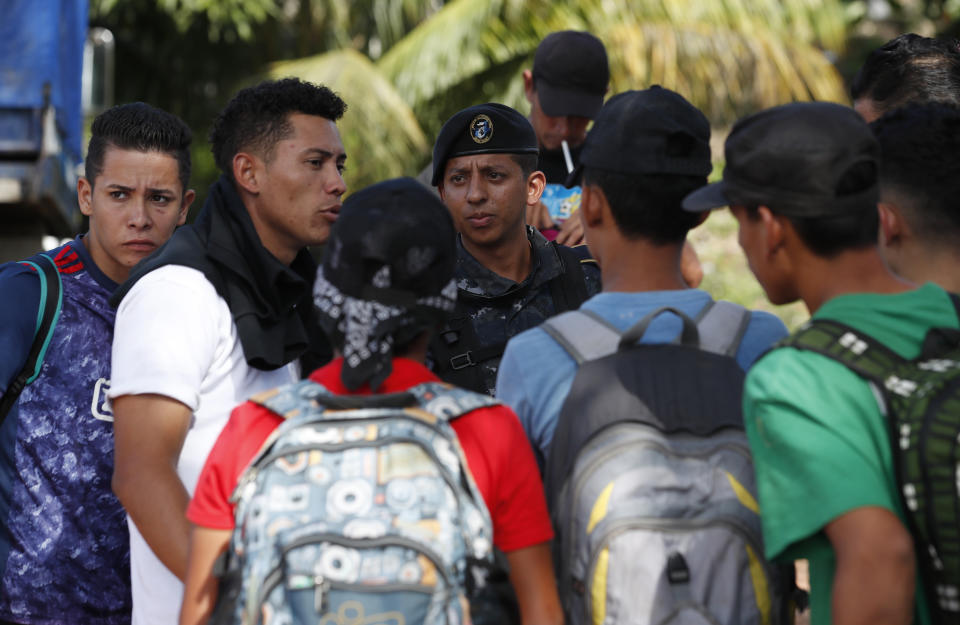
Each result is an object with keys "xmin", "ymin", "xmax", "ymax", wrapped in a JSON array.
[{"xmin": 561, "ymin": 140, "xmax": 574, "ymax": 174}]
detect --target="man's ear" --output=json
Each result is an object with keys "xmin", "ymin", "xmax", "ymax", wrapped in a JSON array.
[
  {"xmin": 878, "ymin": 201, "xmax": 903, "ymax": 247},
  {"xmin": 525, "ymin": 170, "xmax": 546, "ymax": 206},
  {"xmin": 232, "ymin": 152, "xmax": 260, "ymax": 195},
  {"xmin": 579, "ymin": 183, "xmax": 605, "ymax": 228},
  {"xmin": 757, "ymin": 205, "xmax": 785, "ymax": 257},
  {"xmin": 78, "ymin": 177, "xmax": 93, "ymax": 217},
  {"xmin": 522, "ymin": 70, "xmax": 535, "ymax": 102},
  {"xmin": 177, "ymin": 189, "xmax": 196, "ymax": 226}
]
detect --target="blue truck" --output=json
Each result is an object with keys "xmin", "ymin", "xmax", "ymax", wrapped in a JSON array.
[{"xmin": 0, "ymin": 0, "xmax": 90, "ymax": 260}]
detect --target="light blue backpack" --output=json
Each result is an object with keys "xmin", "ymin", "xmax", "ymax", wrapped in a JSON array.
[{"xmin": 213, "ymin": 380, "xmax": 496, "ymax": 625}]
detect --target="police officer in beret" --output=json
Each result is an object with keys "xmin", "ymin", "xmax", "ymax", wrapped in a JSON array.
[{"xmin": 429, "ymin": 102, "xmax": 601, "ymax": 396}]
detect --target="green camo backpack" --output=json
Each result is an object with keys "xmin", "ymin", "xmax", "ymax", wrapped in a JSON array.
[{"xmin": 780, "ymin": 296, "xmax": 960, "ymax": 624}]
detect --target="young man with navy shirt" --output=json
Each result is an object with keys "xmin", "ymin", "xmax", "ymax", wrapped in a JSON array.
[
  {"xmin": 0, "ymin": 102, "xmax": 194, "ymax": 625},
  {"xmin": 496, "ymin": 87, "xmax": 788, "ymax": 468}
]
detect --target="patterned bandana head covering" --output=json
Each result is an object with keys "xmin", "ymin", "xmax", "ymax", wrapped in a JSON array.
[{"xmin": 314, "ymin": 178, "xmax": 458, "ymax": 390}]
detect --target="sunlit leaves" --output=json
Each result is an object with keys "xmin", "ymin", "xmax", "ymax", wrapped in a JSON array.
[
  {"xmin": 91, "ymin": 0, "xmax": 276, "ymax": 40},
  {"xmin": 269, "ymin": 49, "xmax": 429, "ymax": 191}
]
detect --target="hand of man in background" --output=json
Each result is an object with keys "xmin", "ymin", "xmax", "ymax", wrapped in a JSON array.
[{"xmin": 554, "ymin": 213, "xmax": 584, "ymax": 246}]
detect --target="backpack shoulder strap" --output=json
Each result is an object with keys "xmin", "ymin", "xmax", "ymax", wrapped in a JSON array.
[
  {"xmin": 248, "ymin": 379, "xmax": 332, "ymax": 419},
  {"xmin": 540, "ymin": 309, "xmax": 621, "ymax": 364},
  {"xmin": 406, "ymin": 382, "xmax": 499, "ymax": 422},
  {"xmin": 0, "ymin": 253, "xmax": 63, "ymax": 422},
  {"xmin": 695, "ymin": 300, "xmax": 751, "ymax": 357},
  {"xmin": 250, "ymin": 379, "xmax": 423, "ymax": 419},
  {"xmin": 777, "ymin": 319, "xmax": 903, "ymax": 386}
]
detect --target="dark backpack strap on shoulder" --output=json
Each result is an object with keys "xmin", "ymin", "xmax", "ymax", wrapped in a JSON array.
[
  {"xmin": 0, "ymin": 254, "xmax": 62, "ymax": 422},
  {"xmin": 407, "ymin": 382, "xmax": 499, "ymax": 422},
  {"xmin": 548, "ymin": 243, "xmax": 589, "ymax": 315},
  {"xmin": 251, "ymin": 380, "xmax": 419, "ymax": 418},
  {"xmin": 619, "ymin": 307, "xmax": 700, "ymax": 349},
  {"xmin": 778, "ymin": 319, "xmax": 903, "ymax": 386}
]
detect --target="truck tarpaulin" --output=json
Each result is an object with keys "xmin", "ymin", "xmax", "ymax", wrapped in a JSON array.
[{"xmin": 0, "ymin": 0, "xmax": 89, "ymax": 164}]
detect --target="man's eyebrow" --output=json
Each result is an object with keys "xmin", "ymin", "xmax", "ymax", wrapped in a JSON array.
[
  {"xmin": 145, "ymin": 186, "xmax": 175, "ymax": 195},
  {"xmin": 104, "ymin": 183, "xmax": 134, "ymax": 192},
  {"xmin": 304, "ymin": 148, "xmax": 347, "ymax": 161}
]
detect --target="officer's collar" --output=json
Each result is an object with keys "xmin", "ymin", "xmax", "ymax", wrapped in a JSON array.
[{"xmin": 454, "ymin": 226, "xmax": 564, "ymax": 300}]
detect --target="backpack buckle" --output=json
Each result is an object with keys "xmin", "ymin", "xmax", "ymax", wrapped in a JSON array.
[{"xmin": 450, "ymin": 352, "xmax": 475, "ymax": 370}]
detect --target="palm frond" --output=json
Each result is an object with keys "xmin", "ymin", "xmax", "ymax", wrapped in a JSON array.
[
  {"xmin": 376, "ymin": 0, "xmax": 848, "ymax": 135},
  {"xmin": 269, "ymin": 49, "xmax": 428, "ymax": 191},
  {"xmin": 605, "ymin": 18, "xmax": 848, "ymax": 124},
  {"xmin": 377, "ymin": 0, "xmax": 588, "ymax": 108}
]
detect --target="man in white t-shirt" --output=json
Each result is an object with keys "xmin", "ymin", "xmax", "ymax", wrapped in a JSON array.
[{"xmin": 108, "ymin": 78, "xmax": 348, "ymax": 625}]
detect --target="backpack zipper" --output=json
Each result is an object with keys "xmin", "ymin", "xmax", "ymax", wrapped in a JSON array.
[
  {"xmin": 562, "ymin": 435, "xmax": 752, "ymax": 580},
  {"xmin": 582, "ymin": 516, "xmax": 773, "ymax": 621},
  {"xmin": 255, "ymin": 533, "xmax": 455, "ymax": 618}
]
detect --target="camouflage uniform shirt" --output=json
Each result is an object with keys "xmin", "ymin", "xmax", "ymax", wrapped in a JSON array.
[{"xmin": 430, "ymin": 226, "xmax": 601, "ymax": 395}]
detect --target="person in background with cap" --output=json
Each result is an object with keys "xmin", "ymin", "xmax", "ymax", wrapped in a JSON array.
[
  {"xmin": 851, "ymin": 33, "xmax": 960, "ymax": 123},
  {"xmin": 496, "ymin": 87, "xmax": 787, "ymax": 468},
  {"xmin": 522, "ymin": 30, "xmax": 607, "ymax": 246},
  {"xmin": 870, "ymin": 104, "xmax": 960, "ymax": 295},
  {"xmin": 428, "ymin": 102, "xmax": 601, "ymax": 397},
  {"xmin": 682, "ymin": 101, "xmax": 953, "ymax": 625},
  {"xmin": 179, "ymin": 178, "xmax": 563, "ymax": 625},
  {"xmin": 521, "ymin": 30, "xmax": 705, "ymax": 288}
]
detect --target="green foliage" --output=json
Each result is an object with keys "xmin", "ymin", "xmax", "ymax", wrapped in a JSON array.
[
  {"xmin": 268, "ymin": 49, "xmax": 429, "ymax": 192},
  {"xmin": 298, "ymin": 0, "xmax": 446, "ymax": 58},
  {"xmin": 91, "ymin": 0, "xmax": 276, "ymax": 41},
  {"xmin": 93, "ymin": 0, "xmax": 855, "ymax": 225},
  {"xmin": 374, "ymin": 0, "xmax": 850, "ymax": 164},
  {"xmin": 845, "ymin": 0, "xmax": 960, "ymax": 31}
]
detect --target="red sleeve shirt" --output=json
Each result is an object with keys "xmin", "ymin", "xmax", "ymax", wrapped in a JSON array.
[{"xmin": 186, "ymin": 358, "xmax": 553, "ymax": 552}]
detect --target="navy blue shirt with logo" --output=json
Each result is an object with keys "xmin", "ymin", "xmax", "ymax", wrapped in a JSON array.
[{"xmin": 0, "ymin": 238, "xmax": 130, "ymax": 625}]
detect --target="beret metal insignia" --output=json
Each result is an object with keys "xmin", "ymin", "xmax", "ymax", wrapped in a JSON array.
[{"xmin": 470, "ymin": 114, "xmax": 493, "ymax": 144}]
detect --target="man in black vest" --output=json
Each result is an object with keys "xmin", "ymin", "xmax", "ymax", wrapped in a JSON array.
[{"xmin": 428, "ymin": 103, "xmax": 600, "ymax": 395}]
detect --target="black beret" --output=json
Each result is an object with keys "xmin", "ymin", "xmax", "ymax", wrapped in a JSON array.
[{"xmin": 431, "ymin": 103, "xmax": 539, "ymax": 185}]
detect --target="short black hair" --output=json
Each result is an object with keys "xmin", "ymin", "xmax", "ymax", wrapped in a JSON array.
[
  {"xmin": 744, "ymin": 161, "xmax": 880, "ymax": 257},
  {"xmin": 210, "ymin": 78, "xmax": 346, "ymax": 183},
  {"xmin": 510, "ymin": 153, "xmax": 539, "ymax": 178},
  {"xmin": 871, "ymin": 103, "xmax": 960, "ymax": 244},
  {"xmin": 582, "ymin": 167, "xmax": 706, "ymax": 244},
  {"xmin": 86, "ymin": 102, "xmax": 192, "ymax": 191},
  {"xmin": 851, "ymin": 34, "xmax": 960, "ymax": 116}
]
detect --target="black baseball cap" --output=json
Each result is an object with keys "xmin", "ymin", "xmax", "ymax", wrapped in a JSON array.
[
  {"xmin": 322, "ymin": 177, "xmax": 457, "ymax": 302},
  {"xmin": 533, "ymin": 31, "xmax": 609, "ymax": 118},
  {"xmin": 566, "ymin": 87, "xmax": 712, "ymax": 187},
  {"xmin": 431, "ymin": 103, "xmax": 539, "ymax": 186},
  {"xmin": 682, "ymin": 101, "xmax": 880, "ymax": 216}
]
